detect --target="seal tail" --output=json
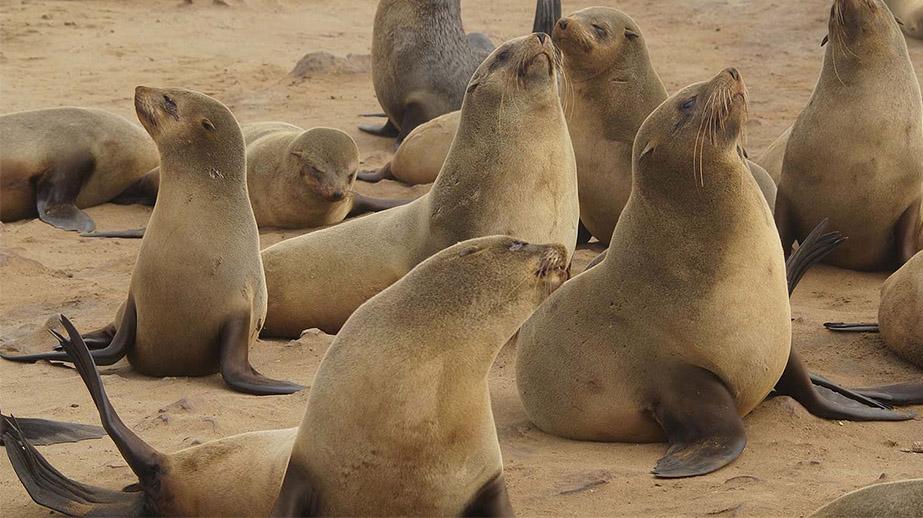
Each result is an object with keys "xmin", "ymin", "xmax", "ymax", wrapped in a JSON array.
[
  {"xmin": 1, "ymin": 413, "xmax": 146, "ymax": 517},
  {"xmin": 532, "ymin": 0, "xmax": 562, "ymax": 36}
]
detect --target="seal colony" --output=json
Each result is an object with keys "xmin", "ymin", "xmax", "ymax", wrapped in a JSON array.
[
  {"xmin": 262, "ymin": 33, "xmax": 578, "ymax": 337},
  {"xmin": 3, "ymin": 236, "xmax": 567, "ymax": 517}
]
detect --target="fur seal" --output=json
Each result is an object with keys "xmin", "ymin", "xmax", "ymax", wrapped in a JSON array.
[
  {"xmin": 263, "ymin": 34, "xmax": 579, "ymax": 337},
  {"xmin": 886, "ymin": 0, "xmax": 923, "ymax": 38},
  {"xmin": 810, "ymin": 479, "xmax": 923, "ymax": 517},
  {"xmin": 1, "ymin": 87, "xmax": 301, "ymax": 396},
  {"xmin": 0, "ymin": 107, "xmax": 159, "ymax": 232},
  {"xmin": 358, "ymin": 110, "xmax": 458, "ymax": 184},
  {"xmin": 360, "ymin": 0, "xmax": 561, "ymax": 140},
  {"xmin": 515, "ymin": 70, "xmax": 914, "ymax": 479},
  {"xmin": 773, "ymin": 0, "xmax": 923, "ymax": 270},
  {"xmin": 3, "ymin": 237, "xmax": 567, "ymax": 516}
]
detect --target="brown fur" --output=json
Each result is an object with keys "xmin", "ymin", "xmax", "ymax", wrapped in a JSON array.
[
  {"xmin": 261, "ymin": 34, "xmax": 579, "ymax": 337},
  {"xmin": 810, "ymin": 479, "xmax": 923, "ymax": 517},
  {"xmin": 516, "ymin": 70, "xmax": 790, "ymax": 441},
  {"xmin": 879, "ymin": 251, "xmax": 923, "ymax": 367},
  {"xmin": 886, "ymin": 0, "xmax": 923, "ymax": 38}
]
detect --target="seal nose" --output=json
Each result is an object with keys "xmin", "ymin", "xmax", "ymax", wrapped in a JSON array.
[
  {"xmin": 536, "ymin": 32, "xmax": 547, "ymax": 44},
  {"xmin": 726, "ymin": 67, "xmax": 740, "ymax": 81},
  {"xmin": 557, "ymin": 19, "xmax": 568, "ymax": 31},
  {"xmin": 330, "ymin": 190, "xmax": 345, "ymax": 201}
]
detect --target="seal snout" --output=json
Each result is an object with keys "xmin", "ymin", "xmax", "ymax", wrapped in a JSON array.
[
  {"xmin": 133, "ymin": 86, "xmax": 160, "ymax": 130},
  {"xmin": 535, "ymin": 244, "xmax": 569, "ymax": 283}
]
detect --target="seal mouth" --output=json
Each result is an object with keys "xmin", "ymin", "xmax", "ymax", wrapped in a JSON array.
[
  {"xmin": 520, "ymin": 49, "xmax": 556, "ymax": 78},
  {"xmin": 134, "ymin": 87, "xmax": 159, "ymax": 131},
  {"xmin": 535, "ymin": 245, "xmax": 570, "ymax": 291}
]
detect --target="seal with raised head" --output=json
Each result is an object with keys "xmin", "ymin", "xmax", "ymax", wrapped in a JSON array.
[
  {"xmin": 263, "ymin": 33, "xmax": 578, "ymax": 337},
  {"xmin": 3, "ymin": 236, "xmax": 568, "ymax": 517},
  {"xmin": 0, "ymin": 107, "xmax": 158, "ymax": 232},
  {"xmin": 515, "ymin": 69, "xmax": 913, "ymax": 479},
  {"xmin": 810, "ymin": 479, "xmax": 923, "ymax": 517},
  {"xmin": 1, "ymin": 87, "xmax": 301, "ymax": 396},
  {"xmin": 886, "ymin": 0, "xmax": 923, "ymax": 38},
  {"xmin": 360, "ymin": 0, "xmax": 560, "ymax": 140},
  {"xmin": 773, "ymin": 0, "xmax": 923, "ymax": 270}
]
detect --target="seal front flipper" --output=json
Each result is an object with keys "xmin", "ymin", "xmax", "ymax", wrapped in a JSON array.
[
  {"xmin": 357, "ymin": 162, "xmax": 395, "ymax": 183},
  {"xmin": 651, "ymin": 366, "xmax": 747, "ymax": 478},
  {"xmin": 895, "ymin": 200, "xmax": 922, "ymax": 265},
  {"xmin": 824, "ymin": 322, "xmax": 880, "ymax": 332},
  {"xmin": 532, "ymin": 0, "xmax": 562, "ymax": 36},
  {"xmin": 348, "ymin": 193, "xmax": 409, "ymax": 217},
  {"xmin": 397, "ymin": 103, "xmax": 428, "ymax": 142},
  {"xmin": 774, "ymin": 190, "xmax": 796, "ymax": 260},
  {"xmin": 80, "ymin": 228, "xmax": 146, "ymax": 239},
  {"xmin": 575, "ymin": 220, "xmax": 593, "ymax": 246},
  {"xmin": 219, "ymin": 314, "xmax": 304, "ymax": 396},
  {"xmin": 4, "ymin": 417, "xmax": 105, "ymax": 446},
  {"xmin": 358, "ymin": 118, "xmax": 399, "ymax": 138},
  {"xmin": 270, "ymin": 463, "xmax": 320, "ymax": 517},
  {"xmin": 462, "ymin": 473, "xmax": 514, "ymax": 517},
  {"xmin": 35, "ymin": 154, "xmax": 97, "ymax": 233},
  {"xmin": 1, "ymin": 414, "xmax": 146, "ymax": 517}
]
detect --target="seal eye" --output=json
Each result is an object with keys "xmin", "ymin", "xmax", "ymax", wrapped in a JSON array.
[
  {"xmin": 162, "ymin": 95, "xmax": 177, "ymax": 114},
  {"xmin": 459, "ymin": 246, "xmax": 480, "ymax": 257},
  {"xmin": 680, "ymin": 97, "xmax": 697, "ymax": 112},
  {"xmin": 201, "ymin": 119, "xmax": 215, "ymax": 132},
  {"xmin": 495, "ymin": 49, "xmax": 511, "ymax": 63},
  {"xmin": 592, "ymin": 24, "xmax": 607, "ymax": 38},
  {"xmin": 509, "ymin": 241, "xmax": 527, "ymax": 251}
]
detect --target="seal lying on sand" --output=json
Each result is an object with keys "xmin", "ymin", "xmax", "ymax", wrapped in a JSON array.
[
  {"xmin": 360, "ymin": 0, "xmax": 561, "ymax": 140},
  {"xmin": 0, "ymin": 107, "xmax": 158, "ymax": 232},
  {"xmin": 769, "ymin": 0, "xmax": 923, "ymax": 270},
  {"xmin": 516, "ymin": 70, "xmax": 915, "ymax": 479},
  {"xmin": 263, "ymin": 34, "xmax": 578, "ymax": 337},
  {"xmin": 2, "ymin": 236, "xmax": 568, "ymax": 517},
  {"xmin": 810, "ymin": 479, "xmax": 923, "ymax": 517},
  {"xmin": 1, "ymin": 87, "xmax": 301, "ymax": 396}
]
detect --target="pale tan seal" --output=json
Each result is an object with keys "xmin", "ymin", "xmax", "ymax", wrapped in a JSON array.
[
  {"xmin": 358, "ymin": 110, "xmax": 458, "ymax": 184},
  {"xmin": 886, "ymin": 0, "xmax": 923, "ymax": 38},
  {"xmin": 262, "ymin": 34, "xmax": 579, "ymax": 337},
  {"xmin": 0, "ymin": 107, "xmax": 159, "ymax": 232},
  {"xmin": 3, "ymin": 236, "xmax": 567, "ymax": 516},
  {"xmin": 810, "ymin": 479, "xmax": 923, "ymax": 517},
  {"xmin": 774, "ymin": 0, "xmax": 923, "ymax": 270},
  {"xmin": 360, "ymin": 0, "xmax": 560, "ymax": 140},
  {"xmin": 516, "ymin": 69, "xmax": 913, "ymax": 479},
  {"xmin": 1, "ymin": 87, "xmax": 301, "ymax": 396}
]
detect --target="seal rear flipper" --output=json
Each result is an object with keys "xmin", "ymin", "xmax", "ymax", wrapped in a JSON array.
[
  {"xmin": 651, "ymin": 366, "xmax": 747, "ymax": 478},
  {"xmin": 823, "ymin": 322, "xmax": 880, "ymax": 332},
  {"xmin": 219, "ymin": 315, "xmax": 304, "ymax": 396},
  {"xmin": 532, "ymin": 0, "xmax": 562, "ymax": 36},
  {"xmin": 270, "ymin": 463, "xmax": 321, "ymax": 517},
  {"xmin": 80, "ymin": 228, "xmax": 146, "ymax": 239},
  {"xmin": 357, "ymin": 162, "xmax": 394, "ymax": 183},
  {"xmin": 785, "ymin": 218, "xmax": 844, "ymax": 295},
  {"xmin": 35, "ymin": 157, "xmax": 97, "ymax": 233},
  {"xmin": 462, "ymin": 473, "xmax": 515, "ymax": 517},
  {"xmin": 852, "ymin": 383, "xmax": 923, "ymax": 406},
  {"xmin": 8, "ymin": 418, "xmax": 105, "ymax": 446},
  {"xmin": 348, "ymin": 193, "xmax": 409, "ymax": 217},
  {"xmin": 584, "ymin": 249, "xmax": 608, "ymax": 271},
  {"xmin": 773, "ymin": 348, "xmax": 914, "ymax": 421},
  {"xmin": 1, "ymin": 414, "xmax": 147, "ymax": 517},
  {"xmin": 358, "ymin": 119, "xmax": 399, "ymax": 138}
]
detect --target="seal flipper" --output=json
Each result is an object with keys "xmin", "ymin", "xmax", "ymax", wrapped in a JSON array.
[
  {"xmin": 8, "ymin": 418, "xmax": 105, "ymax": 446},
  {"xmin": 852, "ymin": 383, "xmax": 923, "ymax": 406},
  {"xmin": 1, "ymin": 414, "xmax": 146, "ymax": 517},
  {"xmin": 785, "ymin": 218, "xmax": 843, "ymax": 295},
  {"xmin": 35, "ymin": 155, "xmax": 97, "ymax": 233},
  {"xmin": 80, "ymin": 228, "xmax": 146, "ymax": 239},
  {"xmin": 584, "ymin": 249, "xmax": 607, "ymax": 271},
  {"xmin": 358, "ymin": 119, "xmax": 400, "ymax": 138},
  {"xmin": 357, "ymin": 162, "xmax": 395, "ymax": 183},
  {"xmin": 462, "ymin": 473, "xmax": 515, "ymax": 517},
  {"xmin": 895, "ymin": 200, "xmax": 922, "ymax": 265},
  {"xmin": 348, "ymin": 193, "xmax": 409, "ymax": 217},
  {"xmin": 575, "ymin": 220, "xmax": 593, "ymax": 246},
  {"xmin": 397, "ymin": 103, "xmax": 428, "ymax": 142},
  {"xmin": 824, "ymin": 322, "xmax": 880, "ymax": 332},
  {"xmin": 774, "ymin": 190, "xmax": 795, "ymax": 259},
  {"xmin": 219, "ymin": 314, "xmax": 304, "ymax": 396},
  {"xmin": 111, "ymin": 168, "xmax": 159, "ymax": 206},
  {"xmin": 532, "ymin": 0, "xmax": 562, "ymax": 36},
  {"xmin": 651, "ymin": 365, "xmax": 746, "ymax": 478},
  {"xmin": 1, "ymin": 298, "xmax": 135, "ymax": 366}
]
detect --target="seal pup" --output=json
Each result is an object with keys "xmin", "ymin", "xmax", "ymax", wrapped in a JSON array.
[
  {"xmin": 516, "ymin": 70, "xmax": 912, "ymax": 479},
  {"xmin": 358, "ymin": 110, "xmax": 459, "ymax": 184},
  {"xmin": 4, "ymin": 237, "xmax": 568, "ymax": 517},
  {"xmin": 1, "ymin": 87, "xmax": 301, "ymax": 396},
  {"xmin": 263, "ymin": 34, "xmax": 579, "ymax": 337},
  {"xmin": 0, "ymin": 107, "xmax": 159, "ymax": 232},
  {"xmin": 886, "ymin": 0, "xmax": 923, "ymax": 38},
  {"xmin": 810, "ymin": 479, "xmax": 923, "ymax": 517},
  {"xmin": 360, "ymin": 0, "xmax": 561, "ymax": 140},
  {"xmin": 773, "ymin": 0, "xmax": 923, "ymax": 270}
]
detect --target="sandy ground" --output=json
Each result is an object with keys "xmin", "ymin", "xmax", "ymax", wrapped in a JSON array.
[{"xmin": 1, "ymin": 0, "xmax": 921, "ymax": 516}]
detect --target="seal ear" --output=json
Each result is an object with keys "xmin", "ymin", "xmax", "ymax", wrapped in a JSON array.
[
  {"xmin": 639, "ymin": 140, "xmax": 656, "ymax": 160},
  {"xmin": 466, "ymin": 81, "xmax": 480, "ymax": 94},
  {"xmin": 201, "ymin": 119, "xmax": 216, "ymax": 132},
  {"xmin": 624, "ymin": 28, "xmax": 639, "ymax": 40},
  {"xmin": 821, "ymin": 34, "xmax": 829, "ymax": 47}
]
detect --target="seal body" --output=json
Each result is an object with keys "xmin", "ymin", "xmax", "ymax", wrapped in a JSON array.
[
  {"xmin": 879, "ymin": 251, "xmax": 923, "ymax": 367},
  {"xmin": 0, "ymin": 107, "xmax": 158, "ymax": 231},
  {"xmin": 811, "ymin": 479, "xmax": 923, "ymax": 518},
  {"xmin": 775, "ymin": 0, "xmax": 923, "ymax": 270},
  {"xmin": 886, "ymin": 0, "xmax": 923, "ymax": 38},
  {"xmin": 359, "ymin": 110, "xmax": 460, "ymax": 184},
  {"xmin": 263, "ymin": 34, "xmax": 579, "ymax": 337},
  {"xmin": 517, "ymin": 70, "xmax": 791, "ymax": 477}
]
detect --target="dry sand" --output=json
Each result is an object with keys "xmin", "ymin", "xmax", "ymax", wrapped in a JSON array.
[{"xmin": 1, "ymin": 0, "xmax": 921, "ymax": 516}]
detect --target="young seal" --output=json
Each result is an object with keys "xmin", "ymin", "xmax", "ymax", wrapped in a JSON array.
[
  {"xmin": 358, "ymin": 111, "xmax": 458, "ymax": 184},
  {"xmin": 774, "ymin": 0, "xmax": 923, "ymax": 270},
  {"xmin": 263, "ymin": 34, "xmax": 579, "ymax": 337},
  {"xmin": 3, "ymin": 236, "xmax": 568, "ymax": 517},
  {"xmin": 515, "ymin": 70, "xmax": 914, "ymax": 479},
  {"xmin": 886, "ymin": 0, "xmax": 923, "ymax": 38},
  {"xmin": 1, "ymin": 87, "xmax": 301, "ymax": 396},
  {"xmin": 810, "ymin": 479, "xmax": 923, "ymax": 517},
  {"xmin": 360, "ymin": 0, "xmax": 560, "ymax": 140},
  {"xmin": 0, "ymin": 107, "xmax": 159, "ymax": 232}
]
